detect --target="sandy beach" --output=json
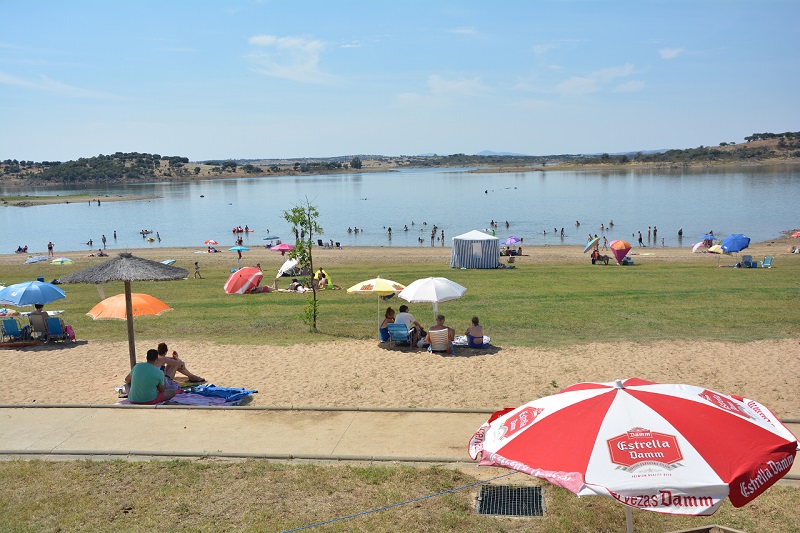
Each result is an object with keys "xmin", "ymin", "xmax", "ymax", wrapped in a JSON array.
[{"xmin": 1, "ymin": 236, "xmax": 798, "ymax": 417}]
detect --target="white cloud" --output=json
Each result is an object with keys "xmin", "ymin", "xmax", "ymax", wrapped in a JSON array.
[
  {"xmin": 532, "ymin": 43, "xmax": 558, "ymax": 57},
  {"xmin": 0, "ymin": 71, "xmax": 124, "ymax": 100},
  {"xmin": 555, "ymin": 64, "xmax": 636, "ymax": 95},
  {"xmin": 613, "ymin": 80, "xmax": 645, "ymax": 93},
  {"xmin": 393, "ymin": 75, "xmax": 489, "ymax": 109},
  {"xmin": 659, "ymin": 47, "xmax": 684, "ymax": 59},
  {"xmin": 427, "ymin": 74, "xmax": 488, "ymax": 96},
  {"xmin": 246, "ymin": 34, "xmax": 334, "ymax": 84},
  {"xmin": 447, "ymin": 27, "xmax": 480, "ymax": 37}
]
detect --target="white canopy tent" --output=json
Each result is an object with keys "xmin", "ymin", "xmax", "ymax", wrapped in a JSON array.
[{"xmin": 449, "ymin": 230, "xmax": 500, "ymax": 269}]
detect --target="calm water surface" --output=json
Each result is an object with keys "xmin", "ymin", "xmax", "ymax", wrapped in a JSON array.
[{"xmin": 1, "ymin": 166, "xmax": 798, "ymax": 253}]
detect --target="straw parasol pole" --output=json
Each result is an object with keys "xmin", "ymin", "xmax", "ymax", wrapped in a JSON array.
[{"xmin": 60, "ymin": 252, "xmax": 188, "ymax": 369}]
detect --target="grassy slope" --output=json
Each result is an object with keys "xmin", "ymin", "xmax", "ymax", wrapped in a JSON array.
[{"xmin": 3, "ymin": 259, "xmax": 796, "ymax": 347}]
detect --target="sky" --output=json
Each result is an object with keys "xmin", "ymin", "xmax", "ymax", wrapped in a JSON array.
[{"xmin": 1, "ymin": 0, "xmax": 799, "ymax": 162}]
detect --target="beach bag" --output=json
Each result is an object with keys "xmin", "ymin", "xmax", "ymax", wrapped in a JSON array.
[{"xmin": 64, "ymin": 325, "xmax": 75, "ymax": 341}]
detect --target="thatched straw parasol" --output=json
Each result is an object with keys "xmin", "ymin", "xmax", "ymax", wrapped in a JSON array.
[{"xmin": 60, "ymin": 253, "xmax": 188, "ymax": 369}]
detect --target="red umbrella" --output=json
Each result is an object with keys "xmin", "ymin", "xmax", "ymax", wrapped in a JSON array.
[
  {"xmin": 791, "ymin": 231, "xmax": 800, "ymax": 238},
  {"xmin": 224, "ymin": 267, "xmax": 263, "ymax": 294},
  {"xmin": 204, "ymin": 239, "xmax": 219, "ymax": 245},
  {"xmin": 469, "ymin": 378, "xmax": 797, "ymax": 530},
  {"xmin": 609, "ymin": 239, "xmax": 632, "ymax": 265}
]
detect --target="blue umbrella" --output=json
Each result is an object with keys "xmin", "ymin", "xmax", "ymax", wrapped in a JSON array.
[
  {"xmin": 503, "ymin": 236, "xmax": 520, "ymax": 245},
  {"xmin": 229, "ymin": 246, "xmax": 250, "ymax": 269},
  {"xmin": 583, "ymin": 236, "xmax": 600, "ymax": 253},
  {"xmin": 0, "ymin": 280, "xmax": 66, "ymax": 306},
  {"xmin": 721, "ymin": 233, "xmax": 750, "ymax": 253},
  {"xmin": 23, "ymin": 256, "xmax": 49, "ymax": 264}
]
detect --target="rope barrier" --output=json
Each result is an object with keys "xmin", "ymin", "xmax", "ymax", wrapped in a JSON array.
[{"xmin": 279, "ymin": 471, "xmax": 517, "ymax": 532}]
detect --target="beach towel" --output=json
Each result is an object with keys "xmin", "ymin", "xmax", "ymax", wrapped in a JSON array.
[
  {"xmin": 453, "ymin": 335, "xmax": 490, "ymax": 346},
  {"xmin": 192, "ymin": 383, "xmax": 258, "ymax": 402},
  {"xmin": 116, "ymin": 393, "xmax": 243, "ymax": 406}
]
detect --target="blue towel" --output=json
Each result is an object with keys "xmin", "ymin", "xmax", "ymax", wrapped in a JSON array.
[{"xmin": 192, "ymin": 384, "xmax": 258, "ymax": 402}]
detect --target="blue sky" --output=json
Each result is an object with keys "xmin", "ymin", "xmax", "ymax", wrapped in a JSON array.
[{"xmin": 2, "ymin": 0, "xmax": 798, "ymax": 161}]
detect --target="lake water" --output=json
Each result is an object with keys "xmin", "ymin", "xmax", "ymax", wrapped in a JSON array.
[{"xmin": 1, "ymin": 166, "xmax": 798, "ymax": 253}]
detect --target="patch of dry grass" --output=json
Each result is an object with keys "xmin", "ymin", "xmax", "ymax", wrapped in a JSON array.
[{"xmin": 0, "ymin": 460, "xmax": 797, "ymax": 532}]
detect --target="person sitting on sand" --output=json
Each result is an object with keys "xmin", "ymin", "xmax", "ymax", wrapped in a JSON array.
[
  {"xmin": 125, "ymin": 349, "xmax": 178, "ymax": 405},
  {"xmin": 97, "ymin": 249, "xmax": 108, "ymax": 257},
  {"xmin": 156, "ymin": 342, "xmax": 205, "ymax": 383},
  {"xmin": 464, "ymin": 316, "xmax": 484, "ymax": 348},
  {"xmin": 421, "ymin": 314, "xmax": 455, "ymax": 350},
  {"xmin": 379, "ymin": 307, "xmax": 395, "ymax": 342}
]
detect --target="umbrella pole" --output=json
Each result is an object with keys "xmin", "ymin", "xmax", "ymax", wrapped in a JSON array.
[
  {"xmin": 124, "ymin": 280, "xmax": 136, "ymax": 370},
  {"xmin": 625, "ymin": 506, "xmax": 633, "ymax": 533}
]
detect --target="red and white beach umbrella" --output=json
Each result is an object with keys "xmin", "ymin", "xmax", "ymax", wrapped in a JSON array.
[
  {"xmin": 224, "ymin": 267, "xmax": 263, "ymax": 294},
  {"xmin": 469, "ymin": 378, "xmax": 797, "ymax": 529}
]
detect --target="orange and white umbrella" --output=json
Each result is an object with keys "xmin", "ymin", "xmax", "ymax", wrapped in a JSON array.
[
  {"xmin": 204, "ymin": 239, "xmax": 218, "ymax": 245},
  {"xmin": 224, "ymin": 266, "xmax": 263, "ymax": 294},
  {"xmin": 87, "ymin": 293, "xmax": 172, "ymax": 320}
]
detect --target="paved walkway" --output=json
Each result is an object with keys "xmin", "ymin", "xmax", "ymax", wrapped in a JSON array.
[
  {"xmin": 1, "ymin": 406, "xmax": 798, "ymax": 483},
  {"xmin": 0, "ymin": 405, "xmax": 489, "ymax": 462}
]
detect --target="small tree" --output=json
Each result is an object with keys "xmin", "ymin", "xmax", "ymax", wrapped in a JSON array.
[
  {"xmin": 350, "ymin": 156, "xmax": 362, "ymax": 169},
  {"xmin": 284, "ymin": 198, "xmax": 323, "ymax": 330}
]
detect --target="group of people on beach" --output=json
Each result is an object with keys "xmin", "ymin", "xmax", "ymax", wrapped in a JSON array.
[
  {"xmin": 379, "ymin": 305, "xmax": 485, "ymax": 351},
  {"xmin": 123, "ymin": 342, "xmax": 205, "ymax": 404}
]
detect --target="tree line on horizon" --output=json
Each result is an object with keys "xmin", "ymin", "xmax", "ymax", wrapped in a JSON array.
[{"xmin": 2, "ymin": 131, "xmax": 798, "ymax": 183}]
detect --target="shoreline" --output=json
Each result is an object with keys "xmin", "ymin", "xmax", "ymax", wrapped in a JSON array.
[{"xmin": 1, "ymin": 230, "xmax": 796, "ymax": 261}]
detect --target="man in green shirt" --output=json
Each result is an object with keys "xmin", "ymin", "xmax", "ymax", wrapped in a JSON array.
[{"xmin": 124, "ymin": 349, "xmax": 178, "ymax": 404}]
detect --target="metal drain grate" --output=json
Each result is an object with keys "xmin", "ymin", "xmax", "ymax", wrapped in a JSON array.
[{"xmin": 476, "ymin": 485, "xmax": 544, "ymax": 517}]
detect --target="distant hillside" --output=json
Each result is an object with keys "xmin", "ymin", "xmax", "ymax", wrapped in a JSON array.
[
  {"xmin": 2, "ymin": 131, "xmax": 798, "ymax": 184},
  {"xmin": 576, "ymin": 132, "xmax": 800, "ymax": 166}
]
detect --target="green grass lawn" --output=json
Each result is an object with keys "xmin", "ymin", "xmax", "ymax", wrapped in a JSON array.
[{"xmin": 3, "ymin": 258, "xmax": 797, "ymax": 346}]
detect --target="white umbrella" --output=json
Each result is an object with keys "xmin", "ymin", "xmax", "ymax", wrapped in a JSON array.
[
  {"xmin": 398, "ymin": 277, "xmax": 467, "ymax": 319},
  {"xmin": 277, "ymin": 258, "xmax": 300, "ymax": 278}
]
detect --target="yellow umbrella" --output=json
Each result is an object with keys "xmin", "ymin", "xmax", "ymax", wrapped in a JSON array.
[
  {"xmin": 88, "ymin": 293, "xmax": 172, "ymax": 320},
  {"xmin": 346, "ymin": 277, "xmax": 405, "ymax": 296},
  {"xmin": 347, "ymin": 277, "xmax": 406, "ymax": 338}
]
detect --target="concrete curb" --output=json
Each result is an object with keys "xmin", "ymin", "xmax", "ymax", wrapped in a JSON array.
[
  {"xmin": 0, "ymin": 449, "xmax": 473, "ymax": 464},
  {"xmin": 0, "ymin": 404, "xmax": 497, "ymax": 414}
]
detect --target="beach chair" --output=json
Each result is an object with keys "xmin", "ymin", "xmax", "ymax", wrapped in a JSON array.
[
  {"xmin": 28, "ymin": 313, "xmax": 49, "ymax": 341},
  {"xmin": 46, "ymin": 317, "xmax": 69, "ymax": 342},
  {"xmin": 427, "ymin": 329, "xmax": 453, "ymax": 354},
  {"xmin": 763, "ymin": 256, "xmax": 773, "ymax": 268},
  {"xmin": 1, "ymin": 318, "xmax": 27, "ymax": 343},
  {"xmin": 387, "ymin": 323, "xmax": 412, "ymax": 347},
  {"xmin": 317, "ymin": 239, "xmax": 324, "ymax": 247},
  {"xmin": 741, "ymin": 255, "xmax": 753, "ymax": 268}
]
